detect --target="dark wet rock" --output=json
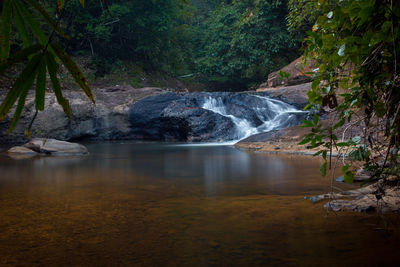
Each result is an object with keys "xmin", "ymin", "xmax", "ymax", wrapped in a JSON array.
[
  {"xmin": 257, "ymin": 83, "xmax": 311, "ymax": 109},
  {"xmin": 129, "ymin": 92, "xmax": 237, "ymax": 141},
  {"xmin": 129, "ymin": 91, "xmax": 305, "ymax": 142}
]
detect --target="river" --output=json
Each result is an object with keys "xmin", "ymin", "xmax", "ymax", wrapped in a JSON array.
[{"xmin": 0, "ymin": 142, "xmax": 399, "ymax": 266}]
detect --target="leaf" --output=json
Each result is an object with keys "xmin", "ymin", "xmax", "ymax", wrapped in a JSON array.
[
  {"xmin": 80, "ymin": 0, "xmax": 85, "ymax": 7},
  {"xmin": 9, "ymin": 69, "xmax": 38, "ymax": 133},
  {"xmin": 12, "ymin": 1, "xmax": 31, "ymax": 48},
  {"xmin": 336, "ymin": 142, "xmax": 349, "ymax": 147},
  {"xmin": 0, "ymin": 44, "xmax": 43, "ymax": 74},
  {"xmin": 333, "ymin": 118, "xmax": 345, "ymax": 130},
  {"xmin": 24, "ymin": 0, "xmax": 69, "ymax": 39},
  {"xmin": 313, "ymin": 114, "xmax": 319, "ymax": 125},
  {"xmin": 13, "ymin": 0, "xmax": 48, "ymax": 46},
  {"xmin": 344, "ymin": 170, "xmax": 355, "ymax": 184},
  {"xmin": 322, "ymin": 150, "xmax": 327, "ymax": 160},
  {"xmin": 374, "ymin": 102, "xmax": 386, "ymax": 117},
  {"xmin": 351, "ymin": 136, "xmax": 361, "ymax": 144},
  {"xmin": 298, "ymin": 138, "xmax": 311, "ymax": 145},
  {"xmin": 0, "ymin": 0, "xmax": 13, "ymax": 61},
  {"xmin": 312, "ymin": 79, "xmax": 320, "ymax": 91},
  {"xmin": 45, "ymin": 52, "xmax": 71, "ymax": 119},
  {"xmin": 300, "ymin": 119, "xmax": 313, "ymax": 128},
  {"xmin": 50, "ymin": 43, "xmax": 95, "ymax": 103},
  {"xmin": 341, "ymin": 165, "xmax": 350, "ymax": 174},
  {"xmin": 35, "ymin": 59, "xmax": 47, "ymax": 111},
  {"xmin": 0, "ymin": 54, "xmax": 42, "ymax": 120},
  {"xmin": 320, "ymin": 161, "xmax": 327, "ymax": 176}
]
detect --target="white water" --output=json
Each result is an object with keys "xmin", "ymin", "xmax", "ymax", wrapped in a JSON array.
[{"xmin": 202, "ymin": 94, "xmax": 305, "ymax": 143}]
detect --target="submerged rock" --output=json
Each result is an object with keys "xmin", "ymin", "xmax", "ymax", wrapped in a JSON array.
[{"xmin": 308, "ymin": 181, "xmax": 400, "ymax": 213}]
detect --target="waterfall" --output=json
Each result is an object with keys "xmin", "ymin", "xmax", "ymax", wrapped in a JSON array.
[{"xmin": 202, "ymin": 94, "xmax": 305, "ymax": 141}]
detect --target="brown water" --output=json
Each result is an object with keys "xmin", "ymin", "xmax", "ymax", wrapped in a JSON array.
[{"xmin": 0, "ymin": 142, "xmax": 399, "ymax": 266}]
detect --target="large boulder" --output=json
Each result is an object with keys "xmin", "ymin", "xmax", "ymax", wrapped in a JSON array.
[
  {"xmin": 259, "ymin": 57, "xmax": 315, "ymax": 88},
  {"xmin": 129, "ymin": 92, "xmax": 237, "ymax": 141},
  {"xmin": 23, "ymin": 138, "xmax": 88, "ymax": 155},
  {"xmin": 257, "ymin": 82, "xmax": 311, "ymax": 109},
  {"xmin": 0, "ymin": 86, "xmax": 164, "ymax": 144}
]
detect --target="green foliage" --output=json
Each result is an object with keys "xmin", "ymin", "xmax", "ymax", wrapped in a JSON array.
[
  {"xmin": 195, "ymin": 0, "xmax": 300, "ymax": 86},
  {"xmin": 56, "ymin": 0, "xmax": 193, "ymax": 74},
  {"xmin": 0, "ymin": 0, "xmax": 94, "ymax": 135},
  {"xmin": 294, "ymin": 0, "xmax": 400, "ymax": 181}
]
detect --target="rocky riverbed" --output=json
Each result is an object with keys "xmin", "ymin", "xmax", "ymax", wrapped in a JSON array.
[{"xmin": 0, "ymin": 85, "xmax": 307, "ymax": 144}]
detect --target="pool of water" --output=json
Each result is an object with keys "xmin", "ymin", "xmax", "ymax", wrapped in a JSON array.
[{"xmin": 0, "ymin": 142, "xmax": 399, "ymax": 266}]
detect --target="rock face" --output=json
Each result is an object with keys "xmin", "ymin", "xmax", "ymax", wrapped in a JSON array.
[
  {"xmin": 259, "ymin": 57, "xmax": 314, "ymax": 88},
  {"xmin": 0, "ymin": 86, "xmax": 164, "ymax": 144},
  {"xmin": 0, "ymin": 86, "xmax": 306, "ymax": 143},
  {"xmin": 129, "ymin": 92, "xmax": 237, "ymax": 141},
  {"xmin": 257, "ymin": 82, "xmax": 311, "ymax": 109},
  {"xmin": 129, "ymin": 92, "xmax": 306, "ymax": 142}
]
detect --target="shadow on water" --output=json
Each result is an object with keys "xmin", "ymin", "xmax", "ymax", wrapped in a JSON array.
[{"xmin": 0, "ymin": 142, "xmax": 399, "ymax": 266}]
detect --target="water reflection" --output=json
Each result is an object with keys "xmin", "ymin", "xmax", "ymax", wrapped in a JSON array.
[
  {"xmin": 0, "ymin": 142, "xmax": 335, "ymax": 196},
  {"xmin": 0, "ymin": 142, "xmax": 399, "ymax": 266}
]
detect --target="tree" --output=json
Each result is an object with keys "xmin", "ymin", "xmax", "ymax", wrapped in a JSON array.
[
  {"xmin": 195, "ymin": 0, "xmax": 300, "ymax": 88},
  {"xmin": 292, "ymin": 0, "xmax": 400, "ymax": 183}
]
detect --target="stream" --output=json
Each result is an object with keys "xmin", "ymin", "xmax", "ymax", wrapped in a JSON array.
[{"xmin": 0, "ymin": 142, "xmax": 399, "ymax": 266}]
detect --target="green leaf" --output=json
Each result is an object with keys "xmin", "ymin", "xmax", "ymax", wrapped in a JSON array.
[
  {"xmin": 311, "ymin": 79, "xmax": 320, "ymax": 91},
  {"xmin": 9, "ymin": 69, "xmax": 38, "ymax": 133},
  {"xmin": 351, "ymin": 136, "xmax": 361, "ymax": 144},
  {"xmin": 13, "ymin": 0, "xmax": 49, "ymax": 46},
  {"xmin": 344, "ymin": 170, "xmax": 355, "ymax": 184},
  {"xmin": 24, "ymin": 0, "xmax": 69, "ymax": 39},
  {"xmin": 45, "ymin": 52, "xmax": 71, "ymax": 119},
  {"xmin": 35, "ymin": 59, "xmax": 47, "ymax": 111},
  {"xmin": 374, "ymin": 102, "xmax": 386, "ymax": 117},
  {"xmin": 320, "ymin": 161, "xmax": 327, "ymax": 176},
  {"xmin": 0, "ymin": 44, "xmax": 43, "ymax": 74},
  {"xmin": 341, "ymin": 165, "xmax": 350, "ymax": 174},
  {"xmin": 12, "ymin": 1, "xmax": 31, "ymax": 48},
  {"xmin": 298, "ymin": 138, "xmax": 311, "ymax": 145},
  {"xmin": 313, "ymin": 114, "xmax": 319, "ymax": 125},
  {"xmin": 333, "ymin": 118, "xmax": 345, "ymax": 130},
  {"xmin": 0, "ymin": 0, "xmax": 13, "ymax": 61},
  {"xmin": 301, "ymin": 119, "xmax": 313, "ymax": 127},
  {"xmin": 50, "ymin": 43, "xmax": 94, "ymax": 103},
  {"xmin": 336, "ymin": 142, "xmax": 349, "ymax": 147},
  {"xmin": 0, "ymin": 54, "xmax": 42, "ymax": 120},
  {"xmin": 322, "ymin": 150, "xmax": 327, "ymax": 160},
  {"xmin": 80, "ymin": 0, "xmax": 85, "ymax": 7}
]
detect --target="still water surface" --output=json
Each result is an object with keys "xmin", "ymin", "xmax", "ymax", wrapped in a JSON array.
[{"xmin": 0, "ymin": 142, "xmax": 399, "ymax": 266}]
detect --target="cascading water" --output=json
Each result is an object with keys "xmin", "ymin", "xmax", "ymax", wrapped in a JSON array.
[
  {"xmin": 129, "ymin": 91, "xmax": 307, "ymax": 143},
  {"xmin": 202, "ymin": 94, "xmax": 306, "ymax": 142}
]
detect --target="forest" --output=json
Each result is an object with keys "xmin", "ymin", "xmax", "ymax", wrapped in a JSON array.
[{"xmin": 5, "ymin": 0, "xmax": 302, "ymax": 90}]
